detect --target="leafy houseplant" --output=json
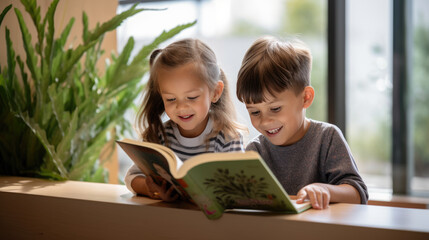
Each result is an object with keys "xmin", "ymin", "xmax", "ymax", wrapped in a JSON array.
[{"xmin": 0, "ymin": 0, "xmax": 195, "ymax": 181}]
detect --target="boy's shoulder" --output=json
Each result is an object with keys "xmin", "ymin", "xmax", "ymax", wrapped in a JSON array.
[
  {"xmin": 308, "ymin": 119, "xmax": 345, "ymax": 139},
  {"xmin": 309, "ymin": 119, "xmax": 340, "ymax": 132}
]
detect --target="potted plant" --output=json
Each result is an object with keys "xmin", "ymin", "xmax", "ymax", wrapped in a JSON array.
[{"xmin": 0, "ymin": 0, "xmax": 195, "ymax": 182}]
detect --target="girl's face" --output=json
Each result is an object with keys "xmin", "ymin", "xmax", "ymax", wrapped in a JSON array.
[
  {"xmin": 244, "ymin": 87, "xmax": 314, "ymax": 146},
  {"xmin": 158, "ymin": 63, "xmax": 223, "ymax": 138}
]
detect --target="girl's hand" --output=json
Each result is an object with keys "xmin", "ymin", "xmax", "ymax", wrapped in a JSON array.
[
  {"xmin": 145, "ymin": 176, "xmax": 180, "ymax": 202},
  {"xmin": 296, "ymin": 183, "xmax": 330, "ymax": 210}
]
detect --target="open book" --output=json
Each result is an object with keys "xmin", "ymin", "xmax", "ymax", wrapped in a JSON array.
[{"xmin": 117, "ymin": 138, "xmax": 311, "ymax": 220}]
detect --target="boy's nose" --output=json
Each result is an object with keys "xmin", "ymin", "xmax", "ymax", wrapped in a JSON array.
[{"xmin": 259, "ymin": 114, "xmax": 274, "ymax": 127}]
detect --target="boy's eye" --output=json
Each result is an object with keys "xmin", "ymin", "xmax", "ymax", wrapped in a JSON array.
[
  {"xmin": 188, "ymin": 96, "xmax": 199, "ymax": 100},
  {"xmin": 271, "ymin": 107, "xmax": 281, "ymax": 112}
]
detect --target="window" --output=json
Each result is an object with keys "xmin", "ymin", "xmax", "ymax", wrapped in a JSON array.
[
  {"xmin": 410, "ymin": 0, "xmax": 429, "ymax": 195},
  {"xmin": 346, "ymin": 0, "xmax": 392, "ymax": 191},
  {"xmin": 346, "ymin": 0, "xmax": 429, "ymax": 196}
]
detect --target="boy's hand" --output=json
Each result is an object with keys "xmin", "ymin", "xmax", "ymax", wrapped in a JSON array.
[
  {"xmin": 296, "ymin": 183, "xmax": 330, "ymax": 210},
  {"xmin": 145, "ymin": 176, "xmax": 180, "ymax": 202}
]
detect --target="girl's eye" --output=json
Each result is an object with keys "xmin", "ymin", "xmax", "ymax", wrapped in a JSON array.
[
  {"xmin": 166, "ymin": 98, "xmax": 176, "ymax": 102},
  {"xmin": 188, "ymin": 96, "xmax": 199, "ymax": 100},
  {"xmin": 271, "ymin": 107, "xmax": 281, "ymax": 112},
  {"xmin": 250, "ymin": 110, "xmax": 260, "ymax": 116}
]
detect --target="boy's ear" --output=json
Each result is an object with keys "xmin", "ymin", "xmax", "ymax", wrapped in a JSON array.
[
  {"xmin": 212, "ymin": 80, "xmax": 224, "ymax": 103},
  {"xmin": 302, "ymin": 86, "xmax": 315, "ymax": 109}
]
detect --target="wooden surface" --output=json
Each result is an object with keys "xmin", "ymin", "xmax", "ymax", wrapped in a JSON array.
[{"xmin": 1, "ymin": 176, "xmax": 429, "ymax": 240}]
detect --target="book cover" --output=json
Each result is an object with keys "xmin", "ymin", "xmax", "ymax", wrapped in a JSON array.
[{"xmin": 117, "ymin": 138, "xmax": 311, "ymax": 220}]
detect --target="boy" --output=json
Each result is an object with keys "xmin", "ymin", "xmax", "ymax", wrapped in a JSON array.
[{"xmin": 236, "ymin": 36, "xmax": 368, "ymax": 209}]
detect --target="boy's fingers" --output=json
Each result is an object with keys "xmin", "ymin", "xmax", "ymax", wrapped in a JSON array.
[
  {"xmin": 316, "ymin": 189, "xmax": 323, "ymax": 209},
  {"xmin": 296, "ymin": 190, "xmax": 307, "ymax": 203},
  {"xmin": 307, "ymin": 188, "xmax": 320, "ymax": 209}
]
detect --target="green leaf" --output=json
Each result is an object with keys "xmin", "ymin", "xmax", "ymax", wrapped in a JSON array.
[
  {"xmin": 85, "ymin": 3, "xmax": 143, "ymax": 44},
  {"xmin": 20, "ymin": 0, "xmax": 44, "ymax": 54},
  {"xmin": 18, "ymin": 111, "xmax": 68, "ymax": 178},
  {"xmin": 56, "ymin": 106, "xmax": 78, "ymax": 165},
  {"xmin": 14, "ymin": 7, "xmax": 41, "ymax": 86},
  {"xmin": 43, "ymin": 0, "xmax": 59, "ymax": 68},
  {"xmin": 82, "ymin": 11, "xmax": 89, "ymax": 43},
  {"xmin": 16, "ymin": 56, "xmax": 32, "ymax": 115},
  {"xmin": 47, "ymin": 83, "xmax": 66, "ymax": 136},
  {"xmin": 57, "ymin": 17, "xmax": 75, "ymax": 50},
  {"xmin": 5, "ymin": 28, "xmax": 15, "ymax": 96},
  {"xmin": 86, "ymin": 166, "xmax": 108, "ymax": 183},
  {"xmin": 56, "ymin": 40, "xmax": 98, "ymax": 80},
  {"xmin": 103, "ymin": 37, "xmax": 135, "ymax": 89},
  {"xmin": 0, "ymin": 4, "xmax": 12, "ymax": 28}
]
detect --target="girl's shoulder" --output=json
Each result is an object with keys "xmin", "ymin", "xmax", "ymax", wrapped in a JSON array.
[
  {"xmin": 157, "ymin": 120, "xmax": 177, "ymax": 144},
  {"xmin": 163, "ymin": 120, "xmax": 175, "ymax": 129},
  {"xmin": 211, "ymin": 130, "xmax": 244, "ymax": 152}
]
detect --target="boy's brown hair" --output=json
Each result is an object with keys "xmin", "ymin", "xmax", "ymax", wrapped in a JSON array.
[{"xmin": 236, "ymin": 36, "xmax": 312, "ymax": 104}]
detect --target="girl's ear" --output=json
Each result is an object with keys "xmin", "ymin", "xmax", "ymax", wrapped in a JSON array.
[
  {"xmin": 302, "ymin": 86, "xmax": 315, "ymax": 109},
  {"xmin": 212, "ymin": 80, "xmax": 224, "ymax": 103}
]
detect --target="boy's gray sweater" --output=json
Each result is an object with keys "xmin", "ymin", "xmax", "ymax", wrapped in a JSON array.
[{"xmin": 246, "ymin": 119, "xmax": 368, "ymax": 204}]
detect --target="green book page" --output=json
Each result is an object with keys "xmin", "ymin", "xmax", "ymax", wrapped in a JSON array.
[
  {"xmin": 183, "ymin": 158, "xmax": 300, "ymax": 214},
  {"xmin": 181, "ymin": 174, "xmax": 225, "ymax": 220}
]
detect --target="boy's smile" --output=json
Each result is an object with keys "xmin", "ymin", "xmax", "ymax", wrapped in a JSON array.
[
  {"xmin": 266, "ymin": 126, "xmax": 283, "ymax": 136},
  {"xmin": 245, "ymin": 87, "xmax": 314, "ymax": 146}
]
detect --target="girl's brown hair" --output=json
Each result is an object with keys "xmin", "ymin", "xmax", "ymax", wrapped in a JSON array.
[
  {"xmin": 236, "ymin": 36, "xmax": 312, "ymax": 104},
  {"xmin": 136, "ymin": 38, "xmax": 244, "ymax": 145}
]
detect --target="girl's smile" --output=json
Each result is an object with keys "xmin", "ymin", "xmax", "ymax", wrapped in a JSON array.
[{"xmin": 178, "ymin": 114, "xmax": 195, "ymax": 122}]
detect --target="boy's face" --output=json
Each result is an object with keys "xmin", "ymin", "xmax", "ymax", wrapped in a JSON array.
[{"xmin": 245, "ymin": 87, "xmax": 314, "ymax": 146}]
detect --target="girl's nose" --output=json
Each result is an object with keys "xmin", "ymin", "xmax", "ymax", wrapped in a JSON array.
[{"xmin": 176, "ymin": 99, "xmax": 188, "ymax": 110}]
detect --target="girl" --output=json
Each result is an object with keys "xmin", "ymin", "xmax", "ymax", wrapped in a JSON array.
[{"xmin": 124, "ymin": 38, "xmax": 246, "ymax": 202}]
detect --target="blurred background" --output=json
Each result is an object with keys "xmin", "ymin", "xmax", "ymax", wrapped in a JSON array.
[{"xmin": 116, "ymin": 0, "xmax": 429, "ymax": 197}]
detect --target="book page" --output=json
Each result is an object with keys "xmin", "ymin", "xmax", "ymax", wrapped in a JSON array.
[
  {"xmin": 117, "ymin": 139, "xmax": 188, "ymax": 198},
  {"xmin": 181, "ymin": 156, "xmax": 309, "ymax": 214},
  {"xmin": 176, "ymin": 151, "xmax": 261, "ymax": 179}
]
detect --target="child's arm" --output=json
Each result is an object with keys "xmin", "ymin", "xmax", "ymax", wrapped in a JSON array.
[
  {"xmin": 296, "ymin": 183, "xmax": 361, "ymax": 209},
  {"xmin": 131, "ymin": 175, "xmax": 179, "ymax": 202}
]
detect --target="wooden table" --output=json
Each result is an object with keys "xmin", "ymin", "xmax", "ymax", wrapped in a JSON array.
[{"xmin": 1, "ymin": 176, "xmax": 428, "ymax": 240}]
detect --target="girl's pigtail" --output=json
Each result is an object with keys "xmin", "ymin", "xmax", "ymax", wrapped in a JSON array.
[
  {"xmin": 150, "ymin": 49, "xmax": 163, "ymax": 66},
  {"xmin": 136, "ymin": 48, "xmax": 166, "ymax": 144}
]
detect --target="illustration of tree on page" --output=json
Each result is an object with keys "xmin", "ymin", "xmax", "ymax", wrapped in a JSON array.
[{"xmin": 117, "ymin": 138, "xmax": 311, "ymax": 220}]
